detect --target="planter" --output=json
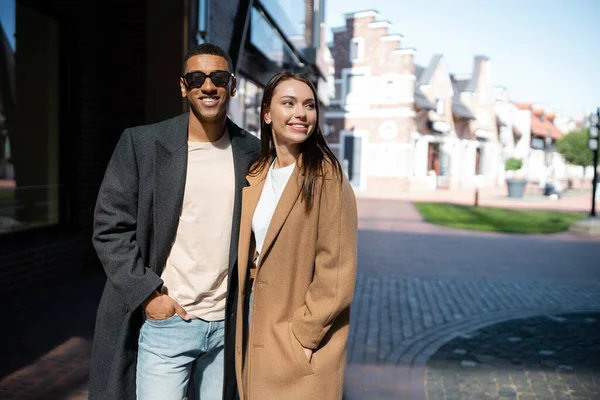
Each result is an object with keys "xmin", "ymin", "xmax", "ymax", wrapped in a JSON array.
[{"xmin": 506, "ymin": 178, "xmax": 527, "ymax": 198}]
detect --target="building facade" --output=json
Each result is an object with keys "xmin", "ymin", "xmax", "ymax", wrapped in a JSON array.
[
  {"xmin": 326, "ymin": 10, "xmax": 502, "ymax": 196},
  {"xmin": 514, "ymin": 103, "xmax": 566, "ymax": 185},
  {"xmin": 0, "ymin": 0, "xmax": 326, "ymax": 290},
  {"xmin": 326, "ymin": 10, "xmax": 417, "ymax": 195}
]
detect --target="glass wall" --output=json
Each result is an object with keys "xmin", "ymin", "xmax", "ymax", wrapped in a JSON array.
[
  {"xmin": 229, "ymin": 76, "xmax": 264, "ymax": 138},
  {"xmin": 258, "ymin": 0, "xmax": 307, "ymax": 50},
  {"xmin": 0, "ymin": 1, "xmax": 61, "ymax": 234},
  {"xmin": 249, "ymin": 7, "xmax": 301, "ymax": 67}
]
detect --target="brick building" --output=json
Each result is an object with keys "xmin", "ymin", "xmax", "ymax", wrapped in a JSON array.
[
  {"xmin": 326, "ymin": 10, "xmax": 504, "ymax": 196},
  {"xmin": 326, "ymin": 10, "xmax": 417, "ymax": 194}
]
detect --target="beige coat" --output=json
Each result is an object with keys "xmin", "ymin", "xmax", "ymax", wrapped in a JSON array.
[{"xmin": 234, "ymin": 161, "xmax": 358, "ymax": 400}]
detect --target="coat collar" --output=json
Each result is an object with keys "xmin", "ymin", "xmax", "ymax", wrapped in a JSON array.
[
  {"xmin": 154, "ymin": 113, "xmax": 255, "ymax": 155},
  {"xmin": 155, "ymin": 112, "xmax": 189, "ymax": 154}
]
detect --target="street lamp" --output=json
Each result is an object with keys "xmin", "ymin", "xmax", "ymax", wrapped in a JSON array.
[{"xmin": 588, "ymin": 108, "xmax": 599, "ymax": 217}]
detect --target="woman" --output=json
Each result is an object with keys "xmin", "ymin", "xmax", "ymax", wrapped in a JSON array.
[{"xmin": 234, "ymin": 71, "xmax": 357, "ymax": 400}]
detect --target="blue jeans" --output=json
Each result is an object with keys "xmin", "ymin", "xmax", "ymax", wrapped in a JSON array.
[{"xmin": 136, "ymin": 315, "xmax": 225, "ymax": 400}]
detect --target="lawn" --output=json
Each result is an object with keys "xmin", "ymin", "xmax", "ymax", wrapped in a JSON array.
[
  {"xmin": 0, "ymin": 189, "xmax": 14, "ymax": 203},
  {"xmin": 413, "ymin": 202, "xmax": 587, "ymax": 234}
]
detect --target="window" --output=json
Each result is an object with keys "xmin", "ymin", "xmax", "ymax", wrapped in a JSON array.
[
  {"xmin": 349, "ymin": 37, "xmax": 364, "ymax": 62},
  {"xmin": 1, "ymin": 3, "xmax": 62, "ymax": 234},
  {"xmin": 345, "ymin": 73, "xmax": 366, "ymax": 104},
  {"xmin": 334, "ymin": 81, "xmax": 342, "ymax": 100},
  {"xmin": 229, "ymin": 76, "xmax": 264, "ymax": 138},
  {"xmin": 250, "ymin": 7, "xmax": 300, "ymax": 66},
  {"xmin": 385, "ymin": 79, "xmax": 395, "ymax": 99},
  {"xmin": 196, "ymin": 0, "xmax": 209, "ymax": 43},
  {"xmin": 436, "ymin": 98, "xmax": 445, "ymax": 116},
  {"xmin": 259, "ymin": 0, "xmax": 306, "ymax": 49}
]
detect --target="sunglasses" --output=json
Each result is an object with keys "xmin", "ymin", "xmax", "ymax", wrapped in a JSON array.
[{"xmin": 181, "ymin": 70, "xmax": 233, "ymax": 89}]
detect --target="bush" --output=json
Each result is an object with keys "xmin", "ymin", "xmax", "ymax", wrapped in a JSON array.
[{"xmin": 505, "ymin": 157, "xmax": 522, "ymax": 171}]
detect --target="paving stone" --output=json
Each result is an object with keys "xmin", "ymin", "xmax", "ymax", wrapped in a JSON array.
[
  {"xmin": 4, "ymin": 199, "xmax": 600, "ymax": 400},
  {"xmin": 460, "ymin": 360, "xmax": 477, "ymax": 368},
  {"xmin": 425, "ymin": 312, "xmax": 600, "ymax": 400}
]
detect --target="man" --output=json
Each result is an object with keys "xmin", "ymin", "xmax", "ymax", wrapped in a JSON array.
[{"xmin": 89, "ymin": 43, "xmax": 260, "ymax": 400}]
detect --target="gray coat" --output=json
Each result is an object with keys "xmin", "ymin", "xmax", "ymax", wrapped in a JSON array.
[{"xmin": 89, "ymin": 113, "xmax": 260, "ymax": 400}]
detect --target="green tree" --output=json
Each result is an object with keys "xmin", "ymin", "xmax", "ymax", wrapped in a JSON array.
[{"xmin": 555, "ymin": 129, "xmax": 594, "ymax": 167}]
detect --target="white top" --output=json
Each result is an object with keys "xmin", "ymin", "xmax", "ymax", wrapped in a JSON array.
[
  {"xmin": 252, "ymin": 161, "xmax": 296, "ymax": 255},
  {"xmin": 160, "ymin": 132, "xmax": 234, "ymax": 321}
]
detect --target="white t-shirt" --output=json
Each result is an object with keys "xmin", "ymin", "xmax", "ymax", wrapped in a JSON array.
[
  {"xmin": 252, "ymin": 160, "xmax": 296, "ymax": 255},
  {"xmin": 160, "ymin": 132, "xmax": 234, "ymax": 321}
]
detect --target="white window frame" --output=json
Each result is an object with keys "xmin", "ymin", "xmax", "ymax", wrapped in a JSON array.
[
  {"xmin": 436, "ymin": 98, "xmax": 445, "ymax": 116},
  {"xmin": 341, "ymin": 66, "xmax": 371, "ymax": 110},
  {"xmin": 330, "ymin": 78, "xmax": 343, "ymax": 105},
  {"xmin": 349, "ymin": 37, "xmax": 364, "ymax": 62}
]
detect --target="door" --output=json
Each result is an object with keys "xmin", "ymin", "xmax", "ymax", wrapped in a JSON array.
[{"xmin": 343, "ymin": 134, "xmax": 362, "ymax": 187}]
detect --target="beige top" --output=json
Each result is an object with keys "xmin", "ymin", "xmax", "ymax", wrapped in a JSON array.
[{"xmin": 160, "ymin": 131, "xmax": 234, "ymax": 321}]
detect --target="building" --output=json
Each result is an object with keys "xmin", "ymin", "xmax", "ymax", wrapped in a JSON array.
[
  {"xmin": 0, "ymin": 0, "xmax": 327, "ymax": 290},
  {"xmin": 414, "ymin": 55, "xmax": 501, "ymax": 190},
  {"xmin": 326, "ymin": 10, "xmax": 502, "ymax": 196},
  {"xmin": 514, "ymin": 103, "xmax": 566, "ymax": 185},
  {"xmin": 326, "ymin": 10, "xmax": 418, "ymax": 196}
]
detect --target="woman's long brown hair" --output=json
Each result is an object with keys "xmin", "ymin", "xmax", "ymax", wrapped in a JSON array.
[{"xmin": 249, "ymin": 71, "xmax": 342, "ymax": 211}]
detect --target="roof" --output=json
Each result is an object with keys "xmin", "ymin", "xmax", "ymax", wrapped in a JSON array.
[
  {"xmin": 414, "ymin": 91, "xmax": 436, "ymax": 110},
  {"xmin": 414, "ymin": 64, "xmax": 425, "ymax": 81},
  {"xmin": 416, "ymin": 54, "xmax": 443, "ymax": 87},
  {"xmin": 452, "ymin": 102, "xmax": 475, "ymax": 120},
  {"xmin": 514, "ymin": 102, "xmax": 531, "ymax": 110},
  {"xmin": 531, "ymin": 109, "xmax": 562, "ymax": 139},
  {"xmin": 453, "ymin": 76, "xmax": 471, "ymax": 94},
  {"xmin": 450, "ymin": 76, "xmax": 475, "ymax": 120}
]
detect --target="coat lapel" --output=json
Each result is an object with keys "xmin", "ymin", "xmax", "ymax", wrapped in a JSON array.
[
  {"xmin": 258, "ymin": 164, "xmax": 304, "ymax": 268},
  {"xmin": 238, "ymin": 166, "xmax": 267, "ymax": 270},
  {"xmin": 228, "ymin": 119, "xmax": 261, "ymax": 276},
  {"xmin": 153, "ymin": 114, "xmax": 189, "ymax": 276}
]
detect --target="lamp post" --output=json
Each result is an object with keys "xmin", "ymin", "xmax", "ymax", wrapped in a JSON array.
[{"xmin": 589, "ymin": 108, "xmax": 599, "ymax": 217}]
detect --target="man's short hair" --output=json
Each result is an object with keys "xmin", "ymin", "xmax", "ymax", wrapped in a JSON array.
[{"xmin": 183, "ymin": 43, "xmax": 233, "ymax": 72}]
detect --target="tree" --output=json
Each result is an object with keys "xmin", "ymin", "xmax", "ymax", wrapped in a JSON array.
[{"xmin": 555, "ymin": 129, "xmax": 594, "ymax": 167}]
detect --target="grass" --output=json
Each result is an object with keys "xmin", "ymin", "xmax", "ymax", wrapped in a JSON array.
[
  {"xmin": 0, "ymin": 189, "xmax": 15, "ymax": 203},
  {"xmin": 413, "ymin": 202, "xmax": 587, "ymax": 234}
]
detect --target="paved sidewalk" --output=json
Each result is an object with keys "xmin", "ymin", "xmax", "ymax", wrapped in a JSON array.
[
  {"xmin": 426, "ymin": 312, "xmax": 600, "ymax": 400},
  {"xmin": 1, "ymin": 197, "xmax": 599, "ymax": 399},
  {"xmin": 344, "ymin": 198, "xmax": 600, "ymax": 399}
]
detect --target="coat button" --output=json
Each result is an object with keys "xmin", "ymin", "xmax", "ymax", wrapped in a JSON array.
[{"xmin": 237, "ymin": 346, "xmax": 241, "ymax": 355}]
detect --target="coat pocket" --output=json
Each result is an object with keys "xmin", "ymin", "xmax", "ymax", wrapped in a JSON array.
[{"xmin": 288, "ymin": 322, "xmax": 314, "ymax": 377}]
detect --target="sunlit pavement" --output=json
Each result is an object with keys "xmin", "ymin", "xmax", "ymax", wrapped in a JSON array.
[{"xmin": 2, "ymin": 196, "xmax": 599, "ymax": 399}]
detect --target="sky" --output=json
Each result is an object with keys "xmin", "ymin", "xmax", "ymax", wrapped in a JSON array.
[
  {"xmin": 2, "ymin": 1, "xmax": 598, "ymax": 118},
  {"xmin": 326, "ymin": 0, "xmax": 600, "ymax": 118}
]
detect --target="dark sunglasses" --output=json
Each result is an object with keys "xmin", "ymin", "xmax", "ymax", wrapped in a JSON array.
[{"xmin": 181, "ymin": 70, "xmax": 233, "ymax": 89}]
